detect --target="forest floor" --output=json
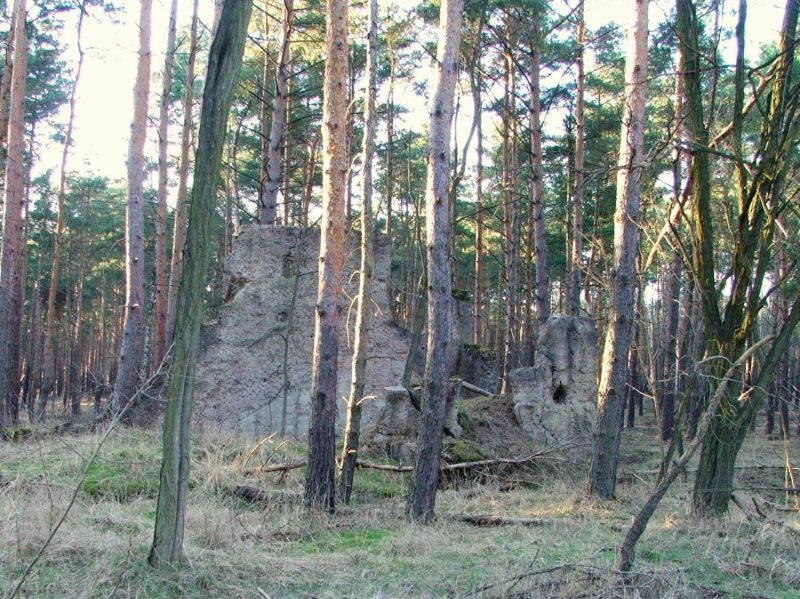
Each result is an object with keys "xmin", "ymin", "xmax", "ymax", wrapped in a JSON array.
[{"xmin": 0, "ymin": 401, "xmax": 799, "ymax": 598}]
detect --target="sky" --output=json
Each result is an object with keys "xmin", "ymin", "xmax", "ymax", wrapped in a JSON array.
[{"xmin": 35, "ymin": 0, "xmax": 792, "ymax": 188}]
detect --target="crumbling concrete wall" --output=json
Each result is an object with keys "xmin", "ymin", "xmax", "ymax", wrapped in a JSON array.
[
  {"xmin": 509, "ymin": 315, "xmax": 598, "ymax": 445},
  {"xmin": 193, "ymin": 225, "xmax": 411, "ymax": 438}
]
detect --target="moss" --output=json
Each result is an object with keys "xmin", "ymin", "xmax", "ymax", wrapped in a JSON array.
[
  {"xmin": 83, "ymin": 454, "xmax": 160, "ymax": 501},
  {"xmin": 443, "ymin": 439, "xmax": 484, "ymax": 463},
  {"xmin": 456, "ymin": 410, "xmax": 473, "ymax": 433}
]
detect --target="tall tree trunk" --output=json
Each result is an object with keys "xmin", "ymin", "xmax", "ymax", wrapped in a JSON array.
[
  {"xmin": 0, "ymin": 13, "xmax": 15, "ymax": 223},
  {"xmin": 304, "ymin": 0, "xmax": 348, "ymax": 513},
  {"xmin": 472, "ymin": 75, "xmax": 483, "ymax": 345},
  {"xmin": 407, "ymin": 0, "xmax": 463, "ymax": 524},
  {"xmin": 113, "ymin": 0, "xmax": 152, "ymax": 419},
  {"xmin": 166, "ymin": 0, "xmax": 199, "ymax": 347},
  {"xmin": 500, "ymin": 37, "xmax": 519, "ymax": 394},
  {"xmin": 39, "ymin": 4, "xmax": 86, "ymax": 419},
  {"xmin": 337, "ymin": 0, "xmax": 378, "ymax": 505},
  {"xmin": 258, "ymin": 0, "xmax": 294, "ymax": 224},
  {"xmin": 529, "ymin": 33, "xmax": 549, "ymax": 327},
  {"xmin": 0, "ymin": 0, "xmax": 26, "ymax": 432},
  {"xmin": 568, "ymin": 2, "xmax": 585, "ymax": 317},
  {"xmin": 587, "ymin": 0, "xmax": 649, "ymax": 500},
  {"xmin": 152, "ymin": 0, "xmax": 179, "ymax": 373},
  {"xmin": 149, "ymin": 0, "xmax": 252, "ymax": 567}
]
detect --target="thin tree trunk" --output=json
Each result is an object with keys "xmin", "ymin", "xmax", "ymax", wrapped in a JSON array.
[
  {"xmin": 0, "ymin": 13, "xmax": 15, "ymax": 222},
  {"xmin": 39, "ymin": 4, "xmax": 86, "ymax": 419},
  {"xmin": 529, "ymin": 34, "xmax": 549, "ymax": 327},
  {"xmin": 166, "ymin": 0, "xmax": 199, "ymax": 347},
  {"xmin": 258, "ymin": 0, "xmax": 294, "ymax": 224},
  {"xmin": 407, "ymin": 0, "xmax": 463, "ymax": 523},
  {"xmin": 304, "ymin": 0, "xmax": 348, "ymax": 513},
  {"xmin": 0, "ymin": 0, "xmax": 26, "ymax": 432},
  {"xmin": 472, "ymin": 75, "xmax": 483, "ymax": 345},
  {"xmin": 152, "ymin": 0, "xmax": 179, "ymax": 373},
  {"xmin": 113, "ymin": 0, "xmax": 152, "ymax": 419},
  {"xmin": 149, "ymin": 0, "xmax": 252, "ymax": 567},
  {"xmin": 338, "ymin": 0, "xmax": 378, "ymax": 505},
  {"xmin": 587, "ymin": 0, "xmax": 649, "ymax": 500},
  {"xmin": 568, "ymin": 2, "xmax": 585, "ymax": 317}
]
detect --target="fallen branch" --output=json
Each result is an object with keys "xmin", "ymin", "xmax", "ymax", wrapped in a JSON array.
[
  {"xmin": 457, "ymin": 563, "xmax": 575, "ymax": 598},
  {"xmin": 460, "ymin": 381, "xmax": 495, "ymax": 397},
  {"xmin": 446, "ymin": 513, "xmax": 546, "ymax": 527},
  {"xmin": 355, "ymin": 460, "xmax": 412, "ymax": 472}
]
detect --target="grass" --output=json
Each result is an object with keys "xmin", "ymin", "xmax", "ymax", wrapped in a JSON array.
[{"xmin": 1, "ymin": 411, "xmax": 799, "ymax": 598}]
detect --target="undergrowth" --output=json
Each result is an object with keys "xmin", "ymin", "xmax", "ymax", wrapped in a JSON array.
[{"xmin": 0, "ymin": 414, "xmax": 798, "ymax": 598}]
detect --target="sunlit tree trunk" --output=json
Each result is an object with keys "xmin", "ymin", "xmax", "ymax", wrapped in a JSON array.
[
  {"xmin": 258, "ymin": 0, "xmax": 294, "ymax": 224},
  {"xmin": 0, "ymin": 0, "xmax": 26, "ymax": 431},
  {"xmin": 166, "ymin": 0, "xmax": 199, "ymax": 347},
  {"xmin": 304, "ymin": 0, "xmax": 348, "ymax": 513},
  {"xmin": 472, "ymin": 74, "xmax": 483, "ymax": 345},
  {"xmin": 568, "ymin": 2, "xmax": 585, "ymax": 317},
  {"xmin": 152, "ymin": 0, "xmax": 179, "ymax": 372},
  {"xmin": 407, "ymin": 0, "xmax": 463, "ymax": 523},
  {"xmin": 337, "ymin": 0, "xmax": 377, "ymax": 505},
  {"xmin": 113, "ymin": 0, "xmax": 152, "ymax": 419},
  {"xmin": 587, "ymin": 0, "xmax": 649, "ymax": 500},
  {"xmin": 149, "ymin": 0, "xmax": 252, "ymax": 567},
  {"xmin": 529, "ymin": 32, "xmax": 549, "ymax": 327}
]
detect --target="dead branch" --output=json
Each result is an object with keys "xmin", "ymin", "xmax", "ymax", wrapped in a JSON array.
[
  {"xmin": 446, "ymin": 513, "xmax": 546, "ymax": 527},
  {"xmin": 460, "ymin": 381, "xmax": 495, "ymax": 397}
]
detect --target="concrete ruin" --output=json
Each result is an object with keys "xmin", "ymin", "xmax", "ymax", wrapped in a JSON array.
[
  {"xmin": 194, "ymin": 225, "xmax": 412, "ymax": 438},
  {"xmin": 509, "ymin": 315, "xmax": 598, "ymax": 445}
]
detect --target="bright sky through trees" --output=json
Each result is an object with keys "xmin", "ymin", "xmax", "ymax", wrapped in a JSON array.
[{"xmin": 36, "ymin": 0, "xmax": 787, "ymax": 187}]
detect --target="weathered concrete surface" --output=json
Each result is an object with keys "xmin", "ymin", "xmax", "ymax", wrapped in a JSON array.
[
  {"xmin": 193, "ymin": 225, "xmax": 410, "ymax": 438},
  {"xmin": 509, "ymin": 315, "xmax": 598, "ymax": 445}
]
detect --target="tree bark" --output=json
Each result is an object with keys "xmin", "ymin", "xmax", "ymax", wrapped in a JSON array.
[
  {"xmin": 407, "ymin": 0, "xmax": 463, "ymax": 524},
  {"xmin": 152, "ymin": 0, "xmax": 179, "ymax": 373},
  {"xmin": 304, "ymin": 0, "xmax": 348, "ymax": 513},
  {"xmin": 166, "ymin": 0, "xmax": 199, "ymax": 347},
  {"xmin": 113, "ymin": 0, "xmax": 152, "ymax": 419},
  {"xmin": 149, "ymin": 0, "xmax": 252, "ymax": 567},
  {"xmin": 568, "ymin": 2, "xmax": 585, "ymax": 318},
  {"xmin": 258, "ymin": 0, "xmax": 294, "ymax": 224},
  {"xmin": 587, "ymin": 0, "xmax": 649, "ymax": 500},
  {"xmin": 338, "ymin": 0, "xmax": 378, "ymax": 505},
  {"xmin": 529, "ymin": 33, "xmax": 549, "ymax": 327},
  {"xmin": 39, "ymin": 3, "xmax": 87, "ymax": 419},
  {"xmin": 0, "ymin": 0, "xmax": 26, "ymax": 431}
]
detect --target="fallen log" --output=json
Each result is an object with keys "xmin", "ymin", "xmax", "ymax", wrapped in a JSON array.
[{"xmin": 447, "ymin": 513, "xmax": 546, "ymax": 527}]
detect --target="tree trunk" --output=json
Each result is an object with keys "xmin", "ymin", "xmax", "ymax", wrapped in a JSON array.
[
  {"xmin": 338, "ymin": 0, "xmax": 377, "ymax": 505},
  {"xmin": 38, "ymin": 5, "xmax": 87, "ymax": 419},
  {"xmin": 0, "ymin": 12, "xmax": 15, "ymax": 228},
  {"xmin": 587, "ymin": 0, "xmax": 649, "ymax": 500},
  {"xmin": 149, "ymin": 0, "xmax": 252, "ymax": 567},
  {"xmin": 472, "ymin": 75, "xmax": 483, "ymax": 345},
  {"xmin": 113, "ymin": 0, "xmax": 152, "ymax": 419},
  {"xmin": 258, "ymin": 0, "xmax": 294, "ymax": 224},
  {"xmin": 166, "ymin": 0, "xmax": 199, "ymax": 348},
  {"xmin": 304, "ymin": 0, "xmax": 348, "ymax": 513},
  {"xmin": 500, "ymin": 38, "xmax": 519, "ymax": 395},
  {"xmin": 568, "ymin": 3, "xmax": 585, "ymax": 317},
  {"xmin": 152, "ymin": 0, "xmax": 179, "ymax": 373},
  {"xmin": 529, "ymin": 34, "xmax": 549, "ymax": 327},
  {"xmin": 0, "ymin": 0, "xmax": 27, "ymax": 432},
  {"xmin": 407, "ymin": 0, "xmax": 463, "ymax": 523}
]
